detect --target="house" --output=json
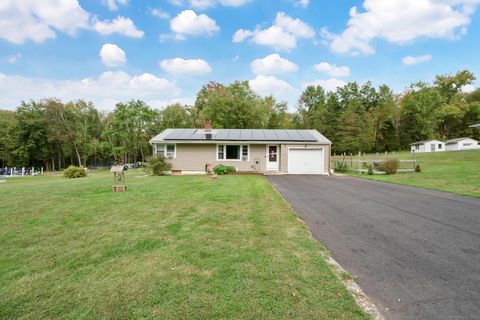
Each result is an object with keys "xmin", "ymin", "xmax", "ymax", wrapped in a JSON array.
[
  {"xmin": 469, "ymin": 123, "xmax": 480, "ymax": 128},
  {"xmin": 445, "ymin": 137, "xmax": 479, "ymax": 151},
  {"xmin": 410, "ymin": 140, "xmax": 445, "ymax": 153},
  {"xmin": 149, "ymin": 122, "xmax": 331, "ymax": 175}
]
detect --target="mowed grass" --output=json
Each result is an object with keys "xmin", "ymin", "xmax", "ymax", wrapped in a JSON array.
[
  {"xmin": 0, "ymin": 172, "xmax": 367, "ymax": 319},
  {"xmin": 351, "ymin": 150, "xmax": 480, "ymax": 197}
]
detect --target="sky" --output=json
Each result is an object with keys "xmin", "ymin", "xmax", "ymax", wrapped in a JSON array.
[{"xmin": 0, "ymin": 0, "xmax": 479, "ymax": 111}]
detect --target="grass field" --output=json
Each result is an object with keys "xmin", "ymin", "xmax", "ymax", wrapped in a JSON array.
[
  {"xmin": 0, "ymin": 172, "xmax": 367, "ymax": 319},
  {"xmin": 349, "ymin": 150, "xmax": 480, "ymax": 198}
]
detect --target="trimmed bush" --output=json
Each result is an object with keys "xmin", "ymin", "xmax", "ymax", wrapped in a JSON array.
[
  {"xmin": 415, "ymin": 164, "xmax": 421, "ymax": 172},
  {"xmin": 63, "ymin": 165, "xmax": 87, "ymax": 178},
  {"xmin": 146, "ymin": 156, "xmax": 172, "ymax": 176},
  {"xmin": 379, "ymin": 159, "xmax": 400, "ymax": 175},
  {"xmin": 213, "ymin": 164, "xmax": 236, "ymax": 175}
]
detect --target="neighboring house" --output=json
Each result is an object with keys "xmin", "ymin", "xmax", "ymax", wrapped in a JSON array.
[
  {"xmin": 469, "ymin": 123, "xmax": 480, "ymax": 128},
  {"xmin": 149, "ymin": 122, "xmax": 331, "ymax": 175},
  {"xmin": 410, "ymin": 140, "xmax": 445, "ymax": 153},
  {"xmin": 445, "ymin": 138, "xmax": 479, "ymax": 151}
]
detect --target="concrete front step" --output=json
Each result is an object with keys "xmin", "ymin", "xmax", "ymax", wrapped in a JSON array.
[{"xmin": 263, "ymin": 171, "xmax": 284, "ymax": 176}]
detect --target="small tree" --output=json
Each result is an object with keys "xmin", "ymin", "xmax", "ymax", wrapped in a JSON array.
[{"xmin": 146, "ymin": 155, "xmax": 172, "ymax": 176}]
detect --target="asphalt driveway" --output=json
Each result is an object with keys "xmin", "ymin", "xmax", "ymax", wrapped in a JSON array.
[{"xmin": 268, "ymin": 175, "xmax": 480, "ymax": 320}]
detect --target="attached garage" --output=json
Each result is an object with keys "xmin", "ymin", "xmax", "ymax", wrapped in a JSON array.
[{"xmin": 288, "ymin": 148, "xmax": 324, "ymax": 174}]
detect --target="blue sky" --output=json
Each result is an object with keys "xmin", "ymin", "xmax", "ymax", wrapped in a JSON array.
[{"xmin": 1, "ymin": 0, "xmax": 479, "ymax": 111}]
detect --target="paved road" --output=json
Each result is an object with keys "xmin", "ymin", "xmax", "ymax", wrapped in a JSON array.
[{"xmin": 268, "ymin": 175, "xmax": 480, "ymax": 320}]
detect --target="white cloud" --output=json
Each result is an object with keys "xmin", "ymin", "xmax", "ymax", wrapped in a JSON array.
[
  {"xmin": 249, "ymin": 75, "xmax": 294, "ymax": 96},
  {"xmin": 314, "ymin": 62, "xmax": 350, "ymax": 77},
  {"xmin": 150, "ymin": 8, "xmax": 170, "ymax": 19},
  {"xmin": 160, "ymin": 58, "xmax": 212, "ymax": 76},
  {"xmin": 170, "ymin": 10, "xmax": 219, "ymax": 37},
  {"xmin": 0, "ymin": 0, "xmax": 144, "ymax": 43},
  {"xmin": 232, "ymin": 55, "xmax": 240, "ymax": 62},
  {"xmin": 252, "ymin": 26, "xmax": 297, "ymax": 51},
  {"xmin": 274, "ymin": 12, "xmax": 315, "ymax": 39},
  {"xmin": 93, "ymin": 16, "xmax": 144, "ymax": 38},
  {"xmin": 295, "ymin": 0, "xmax": 309, "ymax": 8},
  {"xmin": 232, "ymin": 12, "xmax": 315, "ymax": 51},
  {"xmin": 232, "ymin": 29, "xmax": 254, "ymax": 42},
  {"xmin": 251, "ymin": 54, "xmax": 299, "ymax": 75},
  {"xmin": 0, "ymin": 71, "xmax": 180, "ymax": 110},
  {"xmin": 322, "ymin": 0, "xmax": 480, "ymax": 55},
  {"xmin": 102, "ymin": 0, "xmax": 128, "ymax": 11},
  {"xmin": 304, "ymin": 78, "xmax": 347, "ymax": 91},
  {"xmin": 100, "ymin": 44, "xmax": 126, "ymax": 67},
  {"xmin": 462, "ymin": 84, "xmax": 476, "ymax": 93},
  {"xmin": 0, "ymin": 0, "xmax": 90, "ymax": 44},
  {"xmin": 402, "ymin": 54, "xmax": 432, "ymax": 65},
  {"xmin": 169, "ymin": 0, "xmax": 249, "ymax": 9}
]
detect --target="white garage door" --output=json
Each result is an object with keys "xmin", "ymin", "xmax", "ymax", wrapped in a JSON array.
[{"xmin": 288, "ymin": 148, "xmax": 324, "ymax": 174}]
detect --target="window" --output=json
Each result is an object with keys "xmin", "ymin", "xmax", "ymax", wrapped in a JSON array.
[
  {"xmin": 156, "ymin": 144, "xmax": 176, "ymax": 158},
  {"xmin": 218, "ymin": 145, "xmax": 224, "ymax": 160},
  {"xmin": 415, "ymin": 145, "xmax": 420, "ymax": 150},
  {"xmin": 463, "ymin": 143, "xmax": 472, "ymax": 147},
  {"xmin": 438, "ymin": 144, "xmax": 442, "ymax": 149},
  {"xmin": 242, "ymin": 145, "xmax": 249, "ymax": 160},
  {"xmin": 217, "ymin": 144, "xmax": 248, "ymax": 161},
  {"xmin": 226, "ymin": 145, "xmax": 240, "ymax": 160}
]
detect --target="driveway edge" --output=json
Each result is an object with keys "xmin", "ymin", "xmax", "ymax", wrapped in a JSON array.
[
  {"xmin": 324, "ymin": 255, "xmax": 384, "ymax": 320},
  {"xmin": 268, "ymin": 178, "xmax": 384, "ymax": 320}
]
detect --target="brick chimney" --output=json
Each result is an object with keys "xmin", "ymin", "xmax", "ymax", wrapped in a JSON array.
[{"xmin": 204, "ymin": 120, "xmax": 212, "ymax": 132}]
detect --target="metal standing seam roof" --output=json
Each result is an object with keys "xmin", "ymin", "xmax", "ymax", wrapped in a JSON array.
[
  {"xmin": 445, "ymin": 137, "xmax": 477, "ymax": 144},
  {"xmin": 149, "ymin": 129, "xmax": 331, "ymax": 144},
  {"xmin": 409, "ymin": 139, "xmax": 444, "ymax": 146}
]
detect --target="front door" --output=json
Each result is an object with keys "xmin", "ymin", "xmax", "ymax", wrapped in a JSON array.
[
  {"xmin": 267, "ymin": 145, "xmax": 279, "ymax": 171},
  {"xmin": 430, "ymin": 143, "xmax": 435, "ymax": 152}
]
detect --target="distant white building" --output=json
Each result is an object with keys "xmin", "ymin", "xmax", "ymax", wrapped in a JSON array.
[
  {"xmin": 410, "ymin": 140, "xmax": 445, "ymax": 153},
  {"xmin": 469, "ymin": 123, "xmax": 480, "ymax": 128},
  {"xmin": 445, "ymin": 138, "xmax": 479, "ymax": 151}
]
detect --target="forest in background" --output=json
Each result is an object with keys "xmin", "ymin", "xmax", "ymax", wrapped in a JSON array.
[{"xmin": 0, "ymin": 70, "xmax": 479, "ymax": 169}]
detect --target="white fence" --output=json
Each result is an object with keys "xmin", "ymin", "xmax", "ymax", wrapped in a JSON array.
[
  {"xmin": 332, "ymin": 152, "xmax": 417, "ymax": 174},
  {"xmin": 0, "ymin": 167, "xmax": 44, "ymax": 177}
]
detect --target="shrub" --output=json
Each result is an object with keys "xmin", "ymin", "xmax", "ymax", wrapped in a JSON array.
[
  {"xmin": 415, "ymin": 164, "xmax": 421, "ymax": 172},
  {"xmin": 146, "ymin": 156, "xmax": 172, "ymax": 176},
  {"xmin": 379, "ymin": 158, "xmax": 400, "ymax": 175},
  {"xmin": 63, "ymin": 165, "xmax": 87, "ymax": 178},
  {"xmin": 335, "ymin": 161, "xmax": 348, "ymax": 173},
  {"xmin": 367, "ymin": 166, "xmax": 374, "ymax": 175},
  {"xmin": 213, "ymin": 164, "xmax": 236, "ymax": 175}
]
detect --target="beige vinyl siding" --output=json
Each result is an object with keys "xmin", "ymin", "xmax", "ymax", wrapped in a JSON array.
[
  {"xmin": 166, "ymin": 143, "xmax": 266, "ymax": 172},
  {"xmin": 280, "ymin": 144, "xmax": 331, "ymax": 174}
]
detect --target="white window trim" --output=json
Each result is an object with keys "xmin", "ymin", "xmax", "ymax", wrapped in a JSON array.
[
  {"xmin": 216, "ymin": 144, "xmax": 249, "ymax": 161},
  {"xmin": 155, "ymin": 143, "xmax": 176, "ymax": 159}
]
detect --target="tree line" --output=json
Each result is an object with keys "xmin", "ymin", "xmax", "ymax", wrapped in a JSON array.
[{"xmin": 0, "ymin": 70, "xmax": 479, "ymax": 169}]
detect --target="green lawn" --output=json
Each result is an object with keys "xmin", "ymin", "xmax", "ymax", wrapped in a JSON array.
[
  {"xmin": 0, "ymin": 172, "xmax": 367, "ymax": 319},
  {"xmin": 350, "ymin": 150, "xmax": 480, "ymax": 198}
]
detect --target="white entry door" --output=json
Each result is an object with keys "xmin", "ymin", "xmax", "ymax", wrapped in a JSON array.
[
  {"xmin": 266, "ymin": 145, "xmax": 279, "ymax": 171},
  {"xmin": 288, "ymin": 148, "xmax": 324, "ymax": 174}
]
